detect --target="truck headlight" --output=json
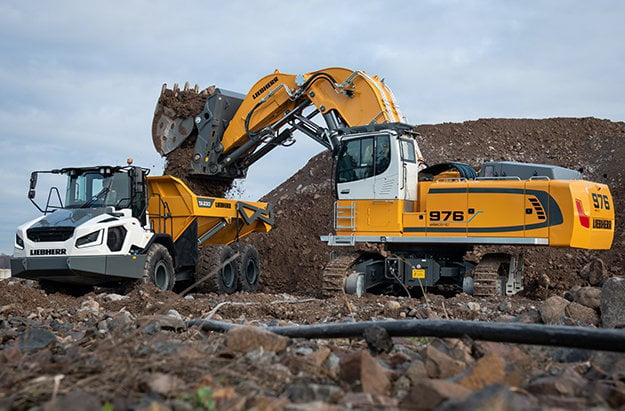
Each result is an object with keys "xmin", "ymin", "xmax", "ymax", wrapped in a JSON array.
[
  {"xmin": 15, "ymin": 233, "xmax": 24, "ymax": 249},
  {"xmin": 107, "ymin": 226, "xmax": 127, "ymax": 252},
  {"xmin": 76, "ymin": 230, "xmax": 102, "ymax": 247}
]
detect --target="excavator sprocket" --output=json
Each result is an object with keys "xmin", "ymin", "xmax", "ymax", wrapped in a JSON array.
[
  {"xmin": 321, "ymin": 253, "xmax": 360, "ymax": 298},
  {"xmin": 472, "ymin": 254, "xmax": 506, "ymax": 297}
]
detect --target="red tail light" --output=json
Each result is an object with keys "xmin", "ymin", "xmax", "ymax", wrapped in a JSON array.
[{"xmin": 575, "ymin": 199, "xmax": 590, "ymax": 228}]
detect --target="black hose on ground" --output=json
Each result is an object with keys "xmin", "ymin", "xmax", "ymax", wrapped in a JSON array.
[{"xmin": 187, "ymin": 318, "xmax": 625, "ymax": 353}]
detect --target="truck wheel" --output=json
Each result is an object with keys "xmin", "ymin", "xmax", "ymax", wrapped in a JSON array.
[
  {"xmin": 144, "ymin": 243, "xmax": 175, "ymax": 291},
  {"xmin": 238, "ymin": 244, "xmax": 260, "ymax": 292},
  {"xmin": 196, "ymin": 245, "xmax": 238, "ymax": 294}
]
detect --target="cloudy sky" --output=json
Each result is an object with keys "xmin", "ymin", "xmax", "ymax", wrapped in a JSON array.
[{"xmin": 1, "ymin": 1, "xmax": 624, "ymax": 255}]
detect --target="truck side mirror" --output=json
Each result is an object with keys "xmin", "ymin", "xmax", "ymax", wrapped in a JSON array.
[
  {"xmin": 132, "ymin": 167, "xmax": 145, "ymax": 193},
  {"xmin": 28, "ymin": 172, "xmax": 38, "ymax": 199}
]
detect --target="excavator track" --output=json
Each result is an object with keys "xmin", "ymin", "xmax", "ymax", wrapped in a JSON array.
[
  {"xmin": 321, "ymin": 253, "xmax": 360, "ymax": 298},
  {"xmin": 472, "ymin": 254, "xmax": 505, "ymax": 297}
]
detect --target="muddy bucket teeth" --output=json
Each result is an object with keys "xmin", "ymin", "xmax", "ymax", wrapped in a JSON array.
[{"xmin": 151, "ymin": 83, "xmax": 214, "ymax": 155}]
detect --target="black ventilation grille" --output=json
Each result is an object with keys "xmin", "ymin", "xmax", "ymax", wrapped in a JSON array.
[{"xmin": 27, "ymin": 227, "xmax": 75, "ymax": 242}]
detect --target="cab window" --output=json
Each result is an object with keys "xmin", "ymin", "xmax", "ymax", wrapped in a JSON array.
[
  {"xmin": 337, "ymin": 135, "xmax": 391, "ymax": 183},
  {"xmin": 400, "ymin": 139, "xmax": 416, "ymax": 163}
]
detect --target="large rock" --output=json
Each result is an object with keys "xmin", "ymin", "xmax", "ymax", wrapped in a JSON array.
[
  {"xmin": 437, "ymin": 383, "xmax": 535, "ymax": 411},
  {"xmin": 456, "ymin": 352, "xmax": 507, "ymax": 390},
  {"xmin": 340, "ymin": 350, "xmax": 391, "ymax": 396},
  {"xmin": 226, "ymin": 326, "xmax": 290, "ymax": 353},
  {"xmin": 579, "ymin": 258, "xmax": 608, "ymax": 286},
  {"xmin": 565, "ymin": 301, "xmax": 600, "ymax": 326},
  {"xmin": 600, "ymin": 277, "xmax": 625, "ymax": 328},
  {"xmin": 400, "ymin": 379, "xmax": 471, "ymax": 410},
  {"xmin": 17, "ymin": 328, "xmax": 57, "ymax": 352},
  {"xmin": 424, "ymin": 344, "xmax": 468, "ymax": 379},
  {"xmin": 526, "ymin": 366, "xmax": 587, "ymax": 397},
  {"xmin": 574, "ymin": 286, "xmax": 602, "ymax": 310},
  {"xmin": 589, "ymin": 380, "xmax": 625, "ymax": 408},
  {"xmin": 540, "ymin": 296, "xmax": 569, "ymax": 324}
]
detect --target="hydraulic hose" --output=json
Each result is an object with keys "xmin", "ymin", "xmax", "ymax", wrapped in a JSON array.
[
  {"xmin": 187, "ymin": 318, "xmax": 625, "ymax": 353},
  {"xmin": 243, "ymin": 72, "xmax": 340, "ymax": 138}
]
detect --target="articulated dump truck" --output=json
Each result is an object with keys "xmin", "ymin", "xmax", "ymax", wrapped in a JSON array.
[{"xmin": 10, "ymin": 162, "xmax": 272, "ymax": 294}]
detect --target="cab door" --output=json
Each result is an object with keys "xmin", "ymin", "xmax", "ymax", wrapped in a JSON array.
[
  {"xmin": 336, "ymin": 135, "xmax": 376, "ymax": 200},
  {"xmin": 399, "ymin": 138, "xmax": 420, "ymax": 211}
]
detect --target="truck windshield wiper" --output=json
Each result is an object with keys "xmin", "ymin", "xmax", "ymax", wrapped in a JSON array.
[{"xmin": 81, "ymin": 186, "xmax": 110, "ymax": 208}]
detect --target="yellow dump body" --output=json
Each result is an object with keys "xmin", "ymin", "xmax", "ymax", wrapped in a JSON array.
[
  {"xmin": 335, "ymin": 178, "xmax": 613, "ymax": 249},
  {"xmin": 146, "ymin": 176, "xmax": 272, "ymax": 247}
]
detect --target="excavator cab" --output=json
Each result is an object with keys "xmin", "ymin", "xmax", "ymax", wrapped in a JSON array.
[{"xmin": 335, "ymin": 123, "xmax": 422, "ymax": 206}]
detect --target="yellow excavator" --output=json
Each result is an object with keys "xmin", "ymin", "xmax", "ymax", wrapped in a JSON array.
[{"xmin": 152, "ymin": 67, "xmax": 614, "ymax": 297}]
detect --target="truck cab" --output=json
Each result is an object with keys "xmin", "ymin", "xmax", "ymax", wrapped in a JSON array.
[{"xmin": 11, "ymin": 165, "xmax": 153, "ymax": 288}]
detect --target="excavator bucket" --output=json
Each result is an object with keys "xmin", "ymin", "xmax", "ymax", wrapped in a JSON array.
[{"xmin": 151, "ymin": 82, "xmax": 214, "ymax": 155}]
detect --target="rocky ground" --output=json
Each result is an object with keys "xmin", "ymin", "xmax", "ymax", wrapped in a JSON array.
[
  {"xmin": 2, "ymin": 117, "xmax": 625, "ymax": 410},
  {"xmin": 1, "ymin": 273, "xmax": 625, "ymax": 410}
]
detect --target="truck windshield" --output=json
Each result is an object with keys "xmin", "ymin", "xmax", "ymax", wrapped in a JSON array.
[
  {"xmin": 336, "ymin": 134, "xmax": 391, "ymax": 183},
  {"xmin": 65, "ymin": 171, "xmax": 130, "ymax": 209}
]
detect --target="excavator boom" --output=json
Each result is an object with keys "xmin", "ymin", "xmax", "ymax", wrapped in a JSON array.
[{"xmin": 152, "ymin": 68, "xmax": 406, "ymax": 180}]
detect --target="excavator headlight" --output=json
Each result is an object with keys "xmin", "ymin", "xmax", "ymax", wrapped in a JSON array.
[
  {"xmin": 76, "ymin": 230, "xmax": 103, "ymax": 248},
  {"xmin": 15, "ymin": 233, "xmax": 24, "ymax": 249}
]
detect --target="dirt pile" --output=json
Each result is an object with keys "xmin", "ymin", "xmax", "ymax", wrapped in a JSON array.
[{"xmin": 246, "ymin": 117, "xmax": 625, "ymax": 298}]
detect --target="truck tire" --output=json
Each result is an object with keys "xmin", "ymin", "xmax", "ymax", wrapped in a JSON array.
[
  {"xmin": 144, "ymin": 243, "xmax": 175, "ymax": 291},
  {"xmin": 196, "ymin": 245, "xmax": 238, "ymax": 294},
  {"xmin": 238, "ymin": 244, "xmax": 260, "ymax": 292}
]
